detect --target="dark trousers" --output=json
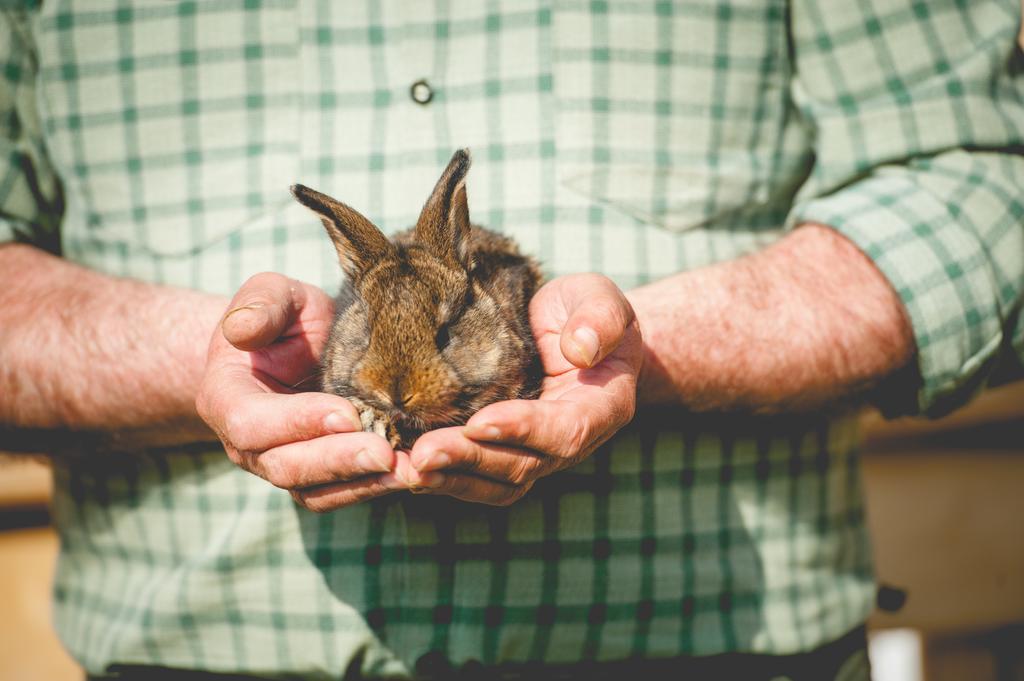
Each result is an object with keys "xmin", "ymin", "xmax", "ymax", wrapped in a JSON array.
[{"xmin": 90, "ymin": 624, "xmax": 870, "ymax": 681}]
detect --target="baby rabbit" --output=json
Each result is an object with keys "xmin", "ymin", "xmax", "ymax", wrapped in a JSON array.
[{"xmin": 291, "ymin": 149, "xmax": 543, "ymax": 449}]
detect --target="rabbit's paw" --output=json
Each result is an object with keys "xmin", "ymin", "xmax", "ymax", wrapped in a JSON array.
[
  {"xmin": 350, "ymin": 398, "xmax": 399, "ymax": 448},
  {"xmin": 384, "ymin": 423, "xmax": 402, "ymax": 450}
]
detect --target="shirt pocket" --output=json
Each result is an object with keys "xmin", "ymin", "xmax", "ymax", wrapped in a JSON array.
[
  {"xmin": 35, "ymin": 0, "xmax": 301, "ymax": 256},
  {"xmin": 550, "ymin": 0, "xmax": 798, "ymax": 232}
]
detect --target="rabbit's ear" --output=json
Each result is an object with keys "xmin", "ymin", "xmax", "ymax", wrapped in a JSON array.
[
  {"xmin": 291, "ymin": 184, "xmax": 395, "ymax": 279},
  {"xmin": 415, "ymin": 149, "xmax": 473, "ymax": 270}
]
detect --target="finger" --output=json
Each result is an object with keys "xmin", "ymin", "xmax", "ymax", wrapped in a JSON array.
[
  {"xmin": 200, "ymin": 368, "xmax": 362, "ymax": 452},
  {"xmin": 463, "ymin": 398, "xmax": 625, "ymax": 460},
  {"xmin": 235, "ymin": 431, "xmax": 395, "ymax": 489},
  {"xmin": 291, "ymin": 477, "xmax": 399, "ymax": 513},
  {"xmin": 221, "ymin": 272, "xmax": 306, "ymax": 351},
  {"xmin": 552, "ymin": 273, "xmax": 635, "ymax": 368},
  {"xmin": 413, "ymin": 472, "xmax": 532, "ymax": 507},
  {"xmin": 410, "ymin": 427, "xmax": 549, "ymax": 485},
  {"xmin": 378, "ymin": 449, "xmax": 448, "ymax": 490}
]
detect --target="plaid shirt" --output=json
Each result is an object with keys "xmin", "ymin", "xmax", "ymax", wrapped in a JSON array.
[{"xmin": 2, "ymin": 0, "xmax": 1022, "ymax": 677}]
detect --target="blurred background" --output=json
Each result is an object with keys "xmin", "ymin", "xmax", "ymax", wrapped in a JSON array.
[{"xmin": 1, "ymin": 378, "xmax": 1022, "ymax": 681}]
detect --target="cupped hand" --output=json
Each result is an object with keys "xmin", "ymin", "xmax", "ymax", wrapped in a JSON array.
[
  {"xmin": 195, "ymin": 272, "xmax": 398, "ymax": 512},
  {"xmin": 397, "ymin": 273, "xmax": 643, "ymax": 505}
]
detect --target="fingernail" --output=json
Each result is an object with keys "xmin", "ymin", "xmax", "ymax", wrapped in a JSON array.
[
  {"xmin": 395, "ymin": 467, "xmax": 419, "ymax": 487},
  {"xmin": 463, "ymin": 423, "xmax": 502, "ymax": 440},
  {"xmin": 571, "ymin": 326, "xmax": 600, "ymax": 367},
  {"xmin": 416, "ymin": 472, "xmax": 446, "ymax": 489},
  {"xmin": 222, "ymin": 302, "xmax": 264, "ymax": 324},
  {"xmin": 415, "ymin": 451, "xmax": 450, "ymax": 472},
  {"xmin": 325, "ymin": 411, "xmax": 360, "ymax": 432},
  {"xmin": 380, "ymin": 473, "xmax": 407, "ymax": 490},
  {"xmin": 356, "ymin": 448, "xmax": 392, "ymax": 473}
]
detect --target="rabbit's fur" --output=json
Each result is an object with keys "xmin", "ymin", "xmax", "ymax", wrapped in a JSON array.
[{"xmin": 291, "ymin": 150, "xmax": 543, "ymax": 449}]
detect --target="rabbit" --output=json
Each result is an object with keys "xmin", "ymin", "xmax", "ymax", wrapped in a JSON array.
[{"xmin": 290, "ymin": 149, "xmax": 543, "ymax": 449}]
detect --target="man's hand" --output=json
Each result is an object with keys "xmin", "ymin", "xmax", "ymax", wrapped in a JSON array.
[
  {"xmin": 195, "ymin": 273, "xmax": 399, "ymax": 512},
  {"xmin": 397, "ymin": 274, "xmax": 643, "ymax": 506}
]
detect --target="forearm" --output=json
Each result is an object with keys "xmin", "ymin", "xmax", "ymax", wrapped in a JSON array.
[
  {"xmin": 0, "ymin": 243, "xmax": 227, "ymax": 449},
  {"xmin": 628, "ymin": 224, "xmax": 916, "ymax": 412}
]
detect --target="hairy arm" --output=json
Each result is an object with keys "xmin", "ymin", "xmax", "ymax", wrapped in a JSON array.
[
  {"xmin": 628, "ymin": 223, "xmax": 916, "ymax": 412},
  {"xmin": 0, "ymin": 243, "xmax": 226, "ymax": 451}
]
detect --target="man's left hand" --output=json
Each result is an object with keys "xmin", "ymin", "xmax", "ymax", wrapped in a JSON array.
[{"xmin": 396, "ymin": 273, "xmax": 643, "ymax": 505}]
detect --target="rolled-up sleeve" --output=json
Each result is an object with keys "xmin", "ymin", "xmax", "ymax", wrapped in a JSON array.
[
  {"xmin": 0, "ymin": 8, "xmax": 61, "ymax": 249},
  {"xmin": 786, "ymin": 0, "xmax": 1024, "ymax": 416}
]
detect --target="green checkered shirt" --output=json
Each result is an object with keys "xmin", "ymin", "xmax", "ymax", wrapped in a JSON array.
[{"xmin": 3, "ymin": 0, "xmax": 1022, "ymax": 677}]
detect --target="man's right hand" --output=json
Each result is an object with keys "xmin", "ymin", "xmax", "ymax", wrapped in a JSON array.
[{"xmin": 195, "ymin": 272, "xmax": 399, "ymax": 512}]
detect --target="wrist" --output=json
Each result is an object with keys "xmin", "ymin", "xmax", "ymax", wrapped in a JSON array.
[{"xmin": 628, "ymin": 260, "xmax": 757, "ymax": 410}]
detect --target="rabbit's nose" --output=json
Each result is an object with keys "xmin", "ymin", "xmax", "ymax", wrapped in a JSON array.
[
  {"xmin": 393, "ymin": 391, "xmax": 418, "ymax": 410},
  {"xmin": 389, "ymin": 381, "xmax": 417, "ymax": 410}
]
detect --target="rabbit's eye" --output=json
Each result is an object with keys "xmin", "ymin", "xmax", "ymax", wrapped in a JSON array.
[{"xmin": 435, "ymin": 324, "xmax": 451, "ymax": 350}]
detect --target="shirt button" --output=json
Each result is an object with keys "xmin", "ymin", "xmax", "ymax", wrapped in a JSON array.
[{"xmin": 410, "ymin": 78, "xmax": 434, "ymax": 105}]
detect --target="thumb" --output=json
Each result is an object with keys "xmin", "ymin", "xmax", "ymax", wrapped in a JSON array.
[
  {"xmin": 556, "ymin": 274, "xmax": 635, "ymax": 369},
  {"xmin": 221, "ymin": 273, "xmax": 306, "ymax": 351}
]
